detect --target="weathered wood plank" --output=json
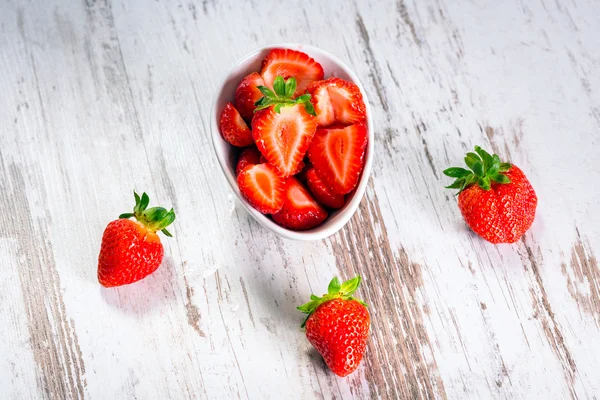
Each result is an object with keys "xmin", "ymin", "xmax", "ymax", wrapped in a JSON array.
[{"xmin": 1, "ymin": 0, "xmax": 599, "ymax": 398}]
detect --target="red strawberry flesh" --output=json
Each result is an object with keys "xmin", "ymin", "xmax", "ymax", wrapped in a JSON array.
[
  {"xmin": 307, "ymin": 78, "xmax": 366, "ymax": 126},
  {"xmin": 252, "ymin": 104, "xmax": 317, "ymax": 178},
  {"xmin": 308, "ymin": 122, "xmax": 368, "ymax": 195},
  {"xmin": 306, "ymin": 168, "xmax": 345, "ymax": 209},
  {"xmin": 272, "ymin": 178, "xmax": 328, "ymax": 230},
  {"xmin": 236, "ymin": 146, "xmax": 262, "ymax": 176},
  {"xmin": 261, "ymin": 48, "xmax": 324, "ymax": 97},
  {"xmin": 305, "ymin": 298, "xmax": 370, "ymax": 377},
  {"xmin": 219, "ymin": 102, "xmax": 253, "ymax": 147},
  {"xmin": 98, "ymin": 219, "xmax": 163, "ymax": 287},
  {"xmin": 237, "ymin": 163, "xmax": 285, "ymax": 214},
  {"xmin": 235, "ymin": 72, "xmax": 265, "ymax": 121}
]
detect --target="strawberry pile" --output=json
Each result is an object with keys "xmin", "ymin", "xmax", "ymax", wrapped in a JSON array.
[{"xmin": 219, "ymin": 48, "xmax": 368, "ymax": 231}]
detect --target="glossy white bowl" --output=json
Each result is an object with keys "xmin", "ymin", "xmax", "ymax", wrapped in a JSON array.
[{"xmin": 211, "ymin": 43, "xmax": 374, "ymax": 240}]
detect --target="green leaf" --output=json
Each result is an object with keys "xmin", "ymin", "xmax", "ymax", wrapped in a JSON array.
[
  {"xmin": 472, "ymin": 162, "xmax": 484, "ymax": 177},
  {"xmin": 134, "ymin": 191, "xmax": 141, "ymax": 206},
  {"xmin": 310, "ymin": 294, "xmax": 319, "ymax": 301},
  {"xmin": 285, "ymin": 77, "xmax": 297, "ymax": 97},
  {"xmin": 119, "ymin": 213, "xmax": 134, "ymax": 219},
  {"xmin": 161, "ymin": 228, "xmax": 172, "ymax": 237},
  {"xmin": 488, "ymin": 160, "xmax": 499, "ymax": 177},
  {"xmin": 340, "ymin": 276, "xmax": 362, "ymax": 296},
  {"xmin": 443, "ymin": 167, "xmax": 471, "ymax": 178},
  {"xmin": 478, "ymin": 176, "xmax": 491, "ymax": 190},
  {"xmin": 257, "ymin": 85, "xmax": 275, "ymax": 98},
  {"xmin": 139, "ymin": 193, "xmax": 150, "ymax": 212},
  {"xmin": 462, "ymin": 174, "xmax": 477, "ymax": 191},
  {"xmin": 475, "ymin": 146, "xmax": 493, "ymax": 170},
  {"xmin": 144, "ymin": 206, "xmax": 167, "ymax": 221},
  {"xmin": 297, "ymin": 300, "xmax": 319, "ymax": 313},
  {"xmin": 254, "ymin": 97, "xmax": 270, "ymax": 107},
  {"xmin": 328, "ymin": 277, "xmax": 341, "ymax": 294},
  {"xmin": 492, "ymin": 173, "xmax": 511, "ymax": 184},
  {"xmin": 464, "ymin": 153, "xmax": 481, "ymax": 170},
  {"xmin": 499, "ymin": 162, "xmax": 512, "ymax": 172},
  {"xmin": 296, "ymin": 94, "xmax": 311, "ymax": 103},
  {"xmin": 273, "ymin": 76, "xmax": 286, "ymax": 96},
  {"xmin": 445, "ymin": 179, "xmax": 465, "ymax": 189},
  {"xmin": 303, "ymin": 101, "xmax": 316, "ymax": 116}
]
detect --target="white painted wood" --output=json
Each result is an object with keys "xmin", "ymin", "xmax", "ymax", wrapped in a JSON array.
[{"xmin": 1, "ymin": 0, "xmax": 599, "ymax": 398}]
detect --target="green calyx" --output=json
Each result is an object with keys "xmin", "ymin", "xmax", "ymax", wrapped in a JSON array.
[
  {"xmin": 443, "ymin": 145, "xmax": 512, "ymax": 193},
  {"xmin": 254, "ymin": 76, "xmax": 316, "ymax": 116},
  {"xmin": 119, "ymin": 191, "xmax": 176, "ymax": 237},
  {"xmin": 297, "ymin": 276, "xmax": 367, "ymax": 328}
]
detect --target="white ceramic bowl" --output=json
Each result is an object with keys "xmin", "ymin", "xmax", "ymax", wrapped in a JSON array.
[{"xmin": 211, "ymin": 43, "xmax": 374, "ymax": 240}]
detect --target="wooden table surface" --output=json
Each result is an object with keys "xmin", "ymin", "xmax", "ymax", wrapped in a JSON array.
[{"xmin": 1, "ymin": 0, "xmax": 599, "ymax": 398}]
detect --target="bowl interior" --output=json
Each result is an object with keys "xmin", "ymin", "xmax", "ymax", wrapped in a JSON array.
[{"xmin": 211, "ymin": 44, "xmax": 373, "ymax": 240}]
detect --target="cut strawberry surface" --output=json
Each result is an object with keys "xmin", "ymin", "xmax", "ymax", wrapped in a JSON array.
[
  {"xmin": 219, "ymin": 102, "xmax": 253, "ymax": 147},
  {"xmin": 272, "ymin": 178, "xmax": 328, "ymax": 230},
  {"xmin": 306, "ymin": 168, "xmax": 345, "ymax": 209},
  {"xmin": 261, "ymin": 49, "xmax": 324, "ymax": 97},
  {"xmin": 236, "ymin": 146, "xmax": 262, "ymax": 176},
  {"xmin": 308, "ymin": 122, "xmax": 368, "ymax": 195},
  {"xmin": 252, "ymin": 103, "xmax": 317, "ymax": 178},
  {"xmin": 237, "ymin": 163, "xmax": 285, "ymax": 214},
  {"xmin": 307, "ymin": 81, "xmax": 336, "ymax": 127},
  {"xmin": 235, "ymin": 72, "xmax": 265, "ymax": 121},
  {"xmin": 307, "ymin": 78, "xmax": 366, "ymax": 126}
]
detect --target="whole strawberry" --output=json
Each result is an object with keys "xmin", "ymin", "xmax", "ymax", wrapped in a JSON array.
[
  {"xmin": 298, "ymin": 276, "xmax": 370, "ymax": 377},
  {"xmin": 443, "ymin": 145, "xmax": 537, "ymax": 243},
  {"xmin": 98, "ymin": 191, "xmax": 175, "ymax": 287}
]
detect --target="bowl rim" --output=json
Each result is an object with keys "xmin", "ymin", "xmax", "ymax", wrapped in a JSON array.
[{"xmin": 210, "ymin": 43, "xmax": 374, "ymax": 241}]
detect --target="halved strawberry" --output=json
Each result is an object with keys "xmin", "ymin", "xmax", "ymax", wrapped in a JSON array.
[
  {"xmin": 237, "ymin": 163, "xmax": 285, "ymax": 214},
  {"xmin": 307, "ymin": 81, "xmax": 336, "ymax": 127},
  {"xmin": 307, "ymin": 78, "xmax": 366, "ymax": 126},
  {"xmin": 252, "ymin": 104, "xmax": 317, "ymax": 177},
  {"xmin": 308, "ymin": 122, "xmax": 368, "ymax": 195},
  {"xmin": 272, "ymin": 178, "xmax": 328, "ymax": 230},
  {"xmin": 235, "ymin": 73, "xmax": 265, "ymax": 121},
  {"xmin": 236, "ymin": 147, "xmax": 262, "ymax": 176},
  {"xmin": 261, "ymin": 49, "xmax": 324, "ymax": 97},
  {"xmin": 306, "ymin": 168, "xmax": 345, "ymax": 209},
  {"xmin": 220, "ymin": 103, "xmax": 253, "ymax": 147}
]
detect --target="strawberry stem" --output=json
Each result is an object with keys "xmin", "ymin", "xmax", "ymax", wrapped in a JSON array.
[
  {"xmin": 254, "ymin": 76, "xmax": 316, "ymax": 116},
  {"xmin": 119, "ymin": 191, "xmax": 176, "ymax": 237},
  {"xmin": 443, "ymin": 145, "xmax": 512, "ymax": 194},
  {"xmin": 297, "ymin": 275, "xmax": 367, "ymax": 328}
]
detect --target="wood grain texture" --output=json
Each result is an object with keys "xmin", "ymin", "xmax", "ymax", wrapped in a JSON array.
[{"xmin": 1, "ymin": 0, "xmax": 599, "ymax": 398}]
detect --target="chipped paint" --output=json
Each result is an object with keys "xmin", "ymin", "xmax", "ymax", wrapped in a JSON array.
[{"xmin": 329, "ymin": 181, "xmax": 446, "ymax": 399}]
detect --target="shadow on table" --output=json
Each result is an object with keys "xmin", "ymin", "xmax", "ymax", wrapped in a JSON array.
[{"xmin": 99, "ymin": 256, "xmax": 178, "ymax": 315}]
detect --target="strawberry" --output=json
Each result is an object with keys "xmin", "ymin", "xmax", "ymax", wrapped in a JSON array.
[
  {"xmin": 252, "ymin": 76, "xmax": 317, "ymax": 177},
  {"xmin": 443, "ymin": 145, "xmax": 538, "ymax": 244},
  {"xmin": 306, "ymin": 168, "xmax": 345, "ymax": 209},
  {"xmin": 295, "ymin": 158, "xmax": 313, "ymax": 183},
  {"xmin": 238, "ymin": 163, "xmax": 286, "ymax": 214},
  {"xmin": 236, "ymin": 146, "xmax": 262, "ymax": 176},
  {"xmin": 298, "ymin": 276, "xmax": 370, "ymax": 377},
  {"xmin": 307, "ymin": 78, "xmax": 366, "ymax": 126},
  {"xmin": 308, "ymin": 122, "xmax": 368, "ymax": 195},
  {"xmin": 261, "ymin": 48, "xmax": 324, "ymax": 97},
  {"xmin": 219, "ymin": 102, "xmax": 253, "ymax": 147},
  {"xmin": 272, "ymin": 177, "xmax": 328, "ymax": 230},
  {"xmin": 235, "ymin": 72, "xmax": 265, "ymax": 121},
  {"xmin": 98, "ymin": 192, "xmax": 175, "ymax": 288}
]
